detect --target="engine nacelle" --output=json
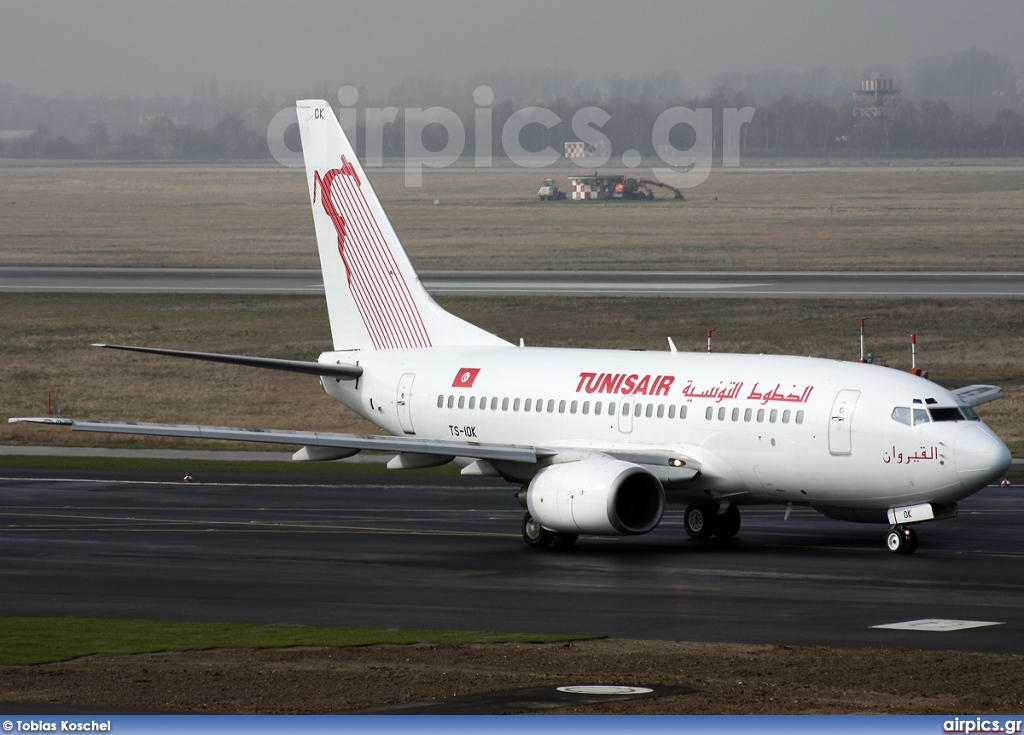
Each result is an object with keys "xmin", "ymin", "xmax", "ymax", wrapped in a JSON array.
[{"xmin": 526, "ymin": 458, "xmax": 665, "ymax": 535}]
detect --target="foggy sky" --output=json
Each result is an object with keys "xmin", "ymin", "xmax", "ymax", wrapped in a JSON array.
[{"xmin": 3, "ymin": 0, "xmax": 1023, "ymax": 99}]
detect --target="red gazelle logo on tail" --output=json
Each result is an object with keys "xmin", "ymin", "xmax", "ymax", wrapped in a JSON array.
[{"xmin": 313, "ymin": 157, "xmax": 431, "ymax": 350}]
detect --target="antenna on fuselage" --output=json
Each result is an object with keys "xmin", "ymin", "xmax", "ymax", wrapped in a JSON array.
[{"xmin": 858, "ymin": 317, "xmax": 868, "ymax": 362}]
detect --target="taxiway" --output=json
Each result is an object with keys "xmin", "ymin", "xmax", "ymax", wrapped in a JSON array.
[{"xmin": 0, "ymin": 466, "xmax": 1021, "ymax": 654}]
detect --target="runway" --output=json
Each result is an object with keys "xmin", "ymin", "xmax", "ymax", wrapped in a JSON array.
[
  {"xmin": 1, "ymin": 466, "xmax": 1022, "ymax": 654},
  {"xmin": 1, "ymin": 267, "xmax": 1023, "ymax": 298}
]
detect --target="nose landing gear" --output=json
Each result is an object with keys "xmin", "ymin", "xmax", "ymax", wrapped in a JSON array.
[{"xmin": 886, "ymin": 525, "xmax": 919, "ymax": 555}]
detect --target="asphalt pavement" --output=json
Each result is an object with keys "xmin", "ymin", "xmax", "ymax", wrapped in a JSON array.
[{"xmin": 1, "ymin": 464, "xmax": 1021, "ymax": 654}]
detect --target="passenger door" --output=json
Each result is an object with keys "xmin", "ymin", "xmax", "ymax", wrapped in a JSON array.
[
  {"xmin": 397, "ymin": 373, "xmax": 416, "ymax": 435},
  {"xmin": 828, "ymin": 389, "xmax": 860, "ymax": 455}
]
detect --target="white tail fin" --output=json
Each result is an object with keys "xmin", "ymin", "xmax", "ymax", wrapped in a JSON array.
[{"xmin": 296, "ymin": 100, "xmax": 508, "ymax": 352}]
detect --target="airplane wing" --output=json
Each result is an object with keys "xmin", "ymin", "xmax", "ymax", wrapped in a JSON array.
[
  {"xmin": 952, "ymin": 384, "xmax": 1005, "ymax": 407},
  {"xmin": 7, "ymin": 416, "xmax": 701, "ymax": 481},
  {"xmin": 7, "ymin": 416, "xmax": 542, "ymax": 464},
  {"xmin": 91, "ymin": 344, "xmax": 363, "ymax": 380}
]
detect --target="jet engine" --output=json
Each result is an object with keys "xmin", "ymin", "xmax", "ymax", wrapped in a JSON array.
[{"xmin": 526, "ymin": 458, "xmax": 664, "ymax": 535}]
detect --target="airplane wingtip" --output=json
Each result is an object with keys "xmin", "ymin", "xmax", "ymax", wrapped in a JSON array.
[{"xmin": 8, "ymin": 416, "xmax": 74, "ymax": 426}]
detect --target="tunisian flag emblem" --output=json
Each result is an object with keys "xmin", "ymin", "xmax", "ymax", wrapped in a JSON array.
[{"xmin": 452, "ymin": 367, "xmax": 481, "ymax": 388}]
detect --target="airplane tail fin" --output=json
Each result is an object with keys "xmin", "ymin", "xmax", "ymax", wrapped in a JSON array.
[{"xmin": 296, "ymin": 100, "xmax": 508, "ymax": 352}]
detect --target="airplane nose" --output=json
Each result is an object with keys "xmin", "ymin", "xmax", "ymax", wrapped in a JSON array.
[{"xmin": 955, "ymin": 423, "xmax": 1012, "ymax": 490}]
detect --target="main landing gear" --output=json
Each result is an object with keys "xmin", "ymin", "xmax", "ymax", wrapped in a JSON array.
[
  {"xmin": 886, "ymin": 525, "xmax": 919, "ymax": 555},
  {"xmin": 521, "ymin": 512, "xmax": 578, "ymax": 549},
  {"xmin": 684, "ymin": 503, "xmax": 741, "ymax": 541}
]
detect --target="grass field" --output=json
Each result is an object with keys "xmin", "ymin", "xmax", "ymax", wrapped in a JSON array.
[
  {"xmin": 0, "ymin": 616, "xmax": 585, "ymax": 665},
  {"xmin": 2, "ymin": 162, "xmax": 1023, "ymax": 271},
  {"xmin": 2, "ymin": 293, "xmax": 1021, "ymax": 456}
]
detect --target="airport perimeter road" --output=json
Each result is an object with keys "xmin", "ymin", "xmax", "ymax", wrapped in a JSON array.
[
  {"xmin": 1, "ymin": 467, "xmax": 1022, "ymax": 654},
  {"xmin": 1, "ymin": 267, "xmax": 1023, "ymax": 298}
]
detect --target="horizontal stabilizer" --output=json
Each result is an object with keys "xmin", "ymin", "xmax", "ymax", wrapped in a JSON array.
[
  {"xmin": 7, "ymin": 417, "xmax": 539, "ymax": 464},
  {"xmin": 92, "ymin": 343, "xmax": 362, "ymax": 380},
  {"xmin": 952, "ymin": 384, "xmax": 1005, "ymax": 407}
]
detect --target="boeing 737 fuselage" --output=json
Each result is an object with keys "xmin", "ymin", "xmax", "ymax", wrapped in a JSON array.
[{"xmin": 11, "ymin": 100, "xmax": 1011, "ymax": 555}]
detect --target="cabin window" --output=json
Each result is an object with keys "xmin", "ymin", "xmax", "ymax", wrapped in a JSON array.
[
  {"xmin": 595, "ymin": 401, "xmax": 603, "ymax": 416},
  {"xmin": 523, "ymin": 398, "xmax": 531, "ymax": 412},
  {"xmin": 547, "ymin": 399, "xmax": 555, "ymax": 413},
  {"xmin": 501, "ymin": 397, "xmax": 509, "ymax": 411},
  {"xmin": 558, "ymin": 400, "xmax": 567, "ymax": 414},
  {"xmin": 436, "ymin": 395, "xmax": 444, "ymax": 408},
  {"xmin": 718, "ymin": 407, "xmax": 726, "ymax": 421},
  {"xmin": 582, "ymin": 401, "xmax": 590, "ymax": 415},
  {"xmin": 513, "ymin": 398, "xmax": 521, "ymax": 412},
  {"xmin": 668, "ymin": 405, "xmax": 676, "ymax": 419},
  {"xmin": 458, "ymin": 396, "xmax": 465, "ymax": 409},
  {"xmin": 657, "ymin": 404, "xmax": 665, "ymax": 418},
  {"xmin": 796, "ymin": 410, "xmax": 805, "ymax": 425},
  {"xmin": 536, "ymin": 399, "xmax": 544, "ymax": 413},
  {"xmin": 607, "ymin": 401, "xmax": 615, "ymax": 415},
  {"xmin": 490, "ymin": 397, "xmax": 499, "ymax": 410},
  {"xmin": 757, "ymin": 408, "xmax": 765, "ymax": 423},
  {"xmin": 679, "ymin": 405, "xmax": 687, "ymax": 419},
  {"xmin": 469, "ymin": 396, "xmax": 476, "ymax": 409},
  {"xmin": 635, "ymin": 403, "xmax": 643, "ymax": 418},
  {"xmin": 622, "ymin": 403, "xmax": 630, "ymax": 417},
  {"xmin": 769, "ymin": 409, "xmax": 778, "ymax": 423},
  {"xmin": 447, "ymin": 395, "xmax": 455, "ymax": 409},
  {"xmin": 645, "ymin": 404, "xmax": 654, "ymax": 418},
  {"xmin": 782, "ymin": 409, "xmax": 791, "ymax": 424},
  {"xmin": 744, "ymin": 408, "xmax": 752, "ymax": 422},
  {"xmin": 570, "ymin": 400, "xmax": 578, "ymax": 414},
  {"xmin": 705, "ymin": 406, "xmax": 714, "ymax": 420},
  {"xmin": 912, "ymin": 408, "xmax": 931, "ymax": 426}
]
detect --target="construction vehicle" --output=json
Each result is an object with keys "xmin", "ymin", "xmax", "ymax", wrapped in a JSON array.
[
  {"xmin": 537, "ymin": 179, "xmax": 567, "ymax": 201},
  {"xmin": 612, "ymin": 177, "xmax": 684, "ymax": 200}
]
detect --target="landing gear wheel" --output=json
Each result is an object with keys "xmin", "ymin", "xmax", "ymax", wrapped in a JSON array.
[
  {"xmin": 905, "ymin": 527, "xmax": 919, "ymax": 554},
  {"xmin": 886, "ymin": 526, "xmax": 918, "ymax": 555},
  {"xmin": 553, "ymin": 533, "xmax": 579, "ymax": 548},
  {"xmin": 522, "ymin": 512, "xmax": 553, "ymax": 548},
  {"xmin": 886, "ymin": 529, "xmax": 904, "ymax": 554},
  {"xmin": 685, "ymin": 505, "xmax": 717, "ymax": 541},
  {"xmin": 713, "ymin": 504, "xmax": 741, "ymax": 540}
]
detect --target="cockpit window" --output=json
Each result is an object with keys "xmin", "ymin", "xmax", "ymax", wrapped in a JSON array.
[
  {"xmin": 930, "ymin": 407, "xmax": 964, "ymax": 422},
  {"xmin": 895, "ymin": 405, "xmax": 978, "ymax": 425},
  {"xmin": 891, "ymin": 407, "xmax": 911, "ymax": 426}
]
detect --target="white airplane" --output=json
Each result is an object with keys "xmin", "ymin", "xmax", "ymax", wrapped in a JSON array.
[{"xmin": 11, "ymin": 100, "xmax": 1012, "ymax": 554}]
